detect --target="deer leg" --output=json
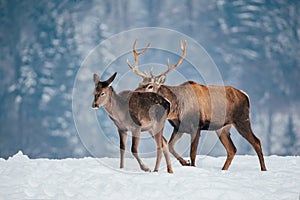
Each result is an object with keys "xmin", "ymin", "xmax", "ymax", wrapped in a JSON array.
[
  {"xmin": 234, "ymin": 120, "xmax": 267, "ymax": 171},
  {"xmin": 162, "ymin": 136, "xmax": 173, "ymax": 173},
  {"xmin": 118, "ymin": 130, "xmax": 127, "ymax": 169},
  {"xmin": 190, "ymin": 129, "xmax": 201, "ymax": 167},
  {"xmin": 168, "ymin": 130, "xmax": 189, "ymax": 166},
  {"xmin": 131, "ymin": 132, "xmax": 150, "ymax": 172},
  {"xmin": 216, "ymin": 125, "xmax": 237, "ymax": 170},
  {"xmin": 153, "ymin": 130, "xmax": 164, "ymax": 172}
]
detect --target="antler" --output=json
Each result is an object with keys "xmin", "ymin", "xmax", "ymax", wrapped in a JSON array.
[
  {"xmin": 127, "ymin": 39, "xmax": 151, "ymax": 78},
  {"xmin": 152, "ymin": 40, "xmax": 187, "ymax": 78}
]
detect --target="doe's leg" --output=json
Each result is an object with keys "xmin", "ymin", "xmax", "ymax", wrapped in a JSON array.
[
  {"xmin": 131, "ymin": 131, "xmax": 150, "ymax": 172},
  {"xmin": 118, "ymin": 130, "xmax": 127, "ymax": 169},
  {"xmin": 153, "ymin": 130, "xmax": 164, "ymax": 172},
  {"xmin": 162, "ymin": 136, "xmax": 173, "ymax": 173}
]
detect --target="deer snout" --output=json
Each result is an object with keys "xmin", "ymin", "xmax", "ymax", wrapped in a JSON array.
[{"xmin": 92, "ymin": 102, "xmax": 99, "ymax": 109}]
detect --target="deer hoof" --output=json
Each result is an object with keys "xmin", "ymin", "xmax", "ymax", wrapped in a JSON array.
[
  {"xmin": 179, "ymin": 159, "xmax": 191, "ymax": 166},
  {"xmin": 167, "ymin": 168, "xmax": 174, "ymax": 174},
  {"xmin": 141, "ymin": 165, "xmax": 150, "ymax": 172}
]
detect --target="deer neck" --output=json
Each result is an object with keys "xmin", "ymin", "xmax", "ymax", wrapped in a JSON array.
[
  {"xmin": 158, "ymin": 85, "xmax": 179, "ymax": 119},
  {"xmin": 103, "ymin": 87, "xmax": 124, "ymax": 118},
  {"xmin": 103, "ymin": 87, "xmax": 116, "ymax": 116}
]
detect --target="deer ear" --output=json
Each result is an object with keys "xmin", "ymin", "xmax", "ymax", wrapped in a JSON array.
[
  {"xmin": 104, "ymin": 72, "xmax": 117, "ymax": 86},
  {"xmin": 157, "ymin": 75, "xmax": 166, "ymax": 84},
  {"xmin": 93, "ymin": 74, "xmax": 100, "ymax": 84}
]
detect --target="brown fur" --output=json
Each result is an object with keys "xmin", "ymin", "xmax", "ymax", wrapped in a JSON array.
[{"xmin": 136, "ymin": 81, "xmax": 267, "ymax": 171}]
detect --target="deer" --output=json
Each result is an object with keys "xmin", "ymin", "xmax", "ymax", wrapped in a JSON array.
[
  {"xmin": 127, "ymin": 39, "xmax": 267, "ymax": 171},
  {"xmin": 92, "ymin": 72, "xmax": 173, "ymax": 173}
]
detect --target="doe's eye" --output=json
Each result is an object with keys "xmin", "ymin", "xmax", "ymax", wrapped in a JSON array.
[{"xmin": 101, "ymin": 92, "xmax": 105, "ymax": 96}]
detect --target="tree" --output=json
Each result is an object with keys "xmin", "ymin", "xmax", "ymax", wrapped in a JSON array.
[{"xmin": 282, "ymin": 115, "xmax": 297, "ymax": 156}]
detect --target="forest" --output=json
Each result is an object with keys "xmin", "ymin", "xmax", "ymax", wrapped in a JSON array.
[{"xmin": 0, "ymin": 0, "xmax": 299, "ymax": 158}]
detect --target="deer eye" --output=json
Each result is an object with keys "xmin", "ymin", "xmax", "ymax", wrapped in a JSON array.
[
  {"xmin": 147, "ymin": 85, "xmax": 153, "ymax": 90},
  {"xmin": 101, "ymin": 92, "xmax": 105, "ymax": 96}
]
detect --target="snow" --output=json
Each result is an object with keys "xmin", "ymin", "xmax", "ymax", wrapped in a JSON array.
[{"xmin": 0, "ymin": 151, "xmax": 299, "ymax": 200}]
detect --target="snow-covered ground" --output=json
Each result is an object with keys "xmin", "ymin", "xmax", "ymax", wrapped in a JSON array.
[{"xmin": 0, "ymin": 151, "xmax": 299, "ymax": 200}]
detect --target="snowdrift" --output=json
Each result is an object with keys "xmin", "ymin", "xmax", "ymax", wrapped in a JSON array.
[{"xmin": 0, "ymin": 151, "xmax": 299, "ymax": 199}]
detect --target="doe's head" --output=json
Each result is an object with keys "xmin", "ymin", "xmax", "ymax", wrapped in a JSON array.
[{"xmin": 92, "ymin": 72, "xmax": 117, "ymax": 109}]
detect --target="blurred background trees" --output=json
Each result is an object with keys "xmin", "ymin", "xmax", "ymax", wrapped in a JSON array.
[{"xmin": 0, "ymin": 0, "xmax": 299, "ymax": 158}]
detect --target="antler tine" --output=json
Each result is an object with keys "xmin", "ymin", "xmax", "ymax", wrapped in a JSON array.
[
  {"xmin": 152, "ymin": 40, "xmax": 187, "ymax": 78},
  {"xmin": 127, "ymin": 59, "xmax": 148, "ymax": 78},
  {"xmin": 137, "ymin": 42, "xmax": 151, "ymax": 56},
  {"xmin": 180, "ymin": 39, "xmax": 187, "ymax": 51},
  {"xmin": 127, "ymin": 39, "xmax": 151, "ymax": 78},
  {"xmin": 168, "ymin": 40, "xmax": 186, "ymax": 68}
]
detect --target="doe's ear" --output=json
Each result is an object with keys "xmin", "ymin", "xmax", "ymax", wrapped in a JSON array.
[
  {"xmin": 93, "ymin": 74, "xmax": 100, "ymax": 84},
  {"xmin": 104, "ymin": 72, "xmax": 117, "ymax": 86},
  {"xmin": 157, "ymin": 75, "xmax": 166, "ymax": 84}
]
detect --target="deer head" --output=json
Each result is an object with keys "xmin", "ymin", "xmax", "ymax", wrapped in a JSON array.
[
  {"xmin": 127, "ymin": 39, "xmax": 187, "ymax": 92},
  {"xmin": 92, "ymin": 72, "xmax": 117, "ymax": 109}
]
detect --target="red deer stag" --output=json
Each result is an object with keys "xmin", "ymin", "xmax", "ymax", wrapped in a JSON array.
[
  {"xmin": 127, "ymin": 40, "xmax": 267, "ymax": 171},
  {"xmin": 92, "ymin": 72, "xmax": 173, "ymax": 173}
]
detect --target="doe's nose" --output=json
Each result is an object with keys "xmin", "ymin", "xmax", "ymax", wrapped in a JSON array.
[{"xmin": 92, "ymin": 102, "xmax": 99, "ymax": 109}]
